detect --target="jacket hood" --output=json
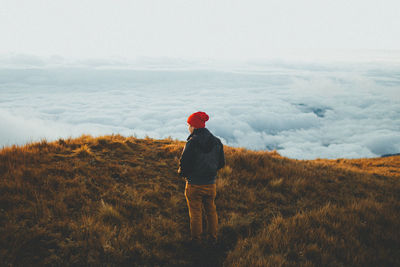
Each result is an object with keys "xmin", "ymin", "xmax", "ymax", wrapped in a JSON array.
[{"xmin": 187, "ymin": 128, "xmax": 216, "ymax": 153}]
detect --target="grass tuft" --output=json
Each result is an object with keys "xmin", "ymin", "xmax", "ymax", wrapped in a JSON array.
[
  {"xmin": 72, "ymin": 144, "xmax": 93, "ymax": 158},
  {"xmin": 98, "ymin": 199, "xmax": 123, "ymax": 226}
]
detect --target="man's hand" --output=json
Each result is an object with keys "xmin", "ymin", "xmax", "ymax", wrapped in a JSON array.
[{"xmin": 178, "ymin": 167, "xmax": 183, "ymax": 176}]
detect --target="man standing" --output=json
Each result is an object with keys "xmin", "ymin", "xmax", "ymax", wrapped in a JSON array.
[{"xmin": 178, "ymin": 111, "xmax": 225, "ymax": 245}]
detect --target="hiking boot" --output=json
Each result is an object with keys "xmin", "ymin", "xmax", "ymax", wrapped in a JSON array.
[
  {"xmin": 187, "ymin": 238, "xmax": 203, "ymax": 250},
  {"xmin": 205, "ymin": 237, "xmax": 218, "ymax": 249}
]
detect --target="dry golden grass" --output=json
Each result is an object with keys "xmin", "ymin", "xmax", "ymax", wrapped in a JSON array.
[
  {"xmin": 0, "ymin": 134, "xmax": 399, "ymax": 266},
  {"xmin": 314, "ymin": 157, "xmax": 400, "ymax": 178}
]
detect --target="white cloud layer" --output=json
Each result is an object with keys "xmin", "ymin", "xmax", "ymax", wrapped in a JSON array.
[{"xmin": 0, "ymin": 56, "xmax": 399, "ymax": 159}]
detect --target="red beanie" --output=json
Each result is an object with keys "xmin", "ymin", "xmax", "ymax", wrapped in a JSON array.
[{"xmin": 187, "ymin": 111, "xmax": 209, "ymax": 128}]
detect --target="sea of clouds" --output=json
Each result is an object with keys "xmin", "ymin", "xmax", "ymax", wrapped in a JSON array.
[{"xmin": 1, "ymin": 54, "xmax": 399, "ymax": 159}]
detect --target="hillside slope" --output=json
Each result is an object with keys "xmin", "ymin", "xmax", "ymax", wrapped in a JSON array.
[{"xmin": 0, "ymin": 135, "xmax": 399, "ymax": 267}]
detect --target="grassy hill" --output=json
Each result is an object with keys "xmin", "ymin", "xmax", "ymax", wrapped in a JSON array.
[{"xmin": 0, "ymin": 134, "xmax": 399, "ymax": 267}]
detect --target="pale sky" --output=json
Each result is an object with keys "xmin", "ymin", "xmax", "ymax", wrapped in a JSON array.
[{"xmin": 1, "ymin": 0, "xmax": 399, "ymax": 60}]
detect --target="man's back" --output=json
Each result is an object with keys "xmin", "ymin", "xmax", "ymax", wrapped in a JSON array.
[{"xmin": 179, "ymin": 127, "xmax": 225, "ymax": 185}]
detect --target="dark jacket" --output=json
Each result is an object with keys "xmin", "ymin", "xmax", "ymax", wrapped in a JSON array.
[{"xmin": 179, "ymin": 128, "xmax": 225, "ymax": 185}]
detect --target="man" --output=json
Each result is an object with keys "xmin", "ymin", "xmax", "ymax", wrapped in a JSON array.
[{"xmin": 178, "ymin": 111, "xmax": 225, "ymax": 245}]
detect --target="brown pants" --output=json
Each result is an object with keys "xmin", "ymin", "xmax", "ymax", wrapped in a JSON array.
[{"xmin": 185, "ymin": 182, "xmax": 218, "ymax": 241}]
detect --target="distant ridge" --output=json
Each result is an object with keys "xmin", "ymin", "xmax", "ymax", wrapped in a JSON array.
[{"xmin": 381, "ymin": 152, "xmax": 400, "ymax": 157}]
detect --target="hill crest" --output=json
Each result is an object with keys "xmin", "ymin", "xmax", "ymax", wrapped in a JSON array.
[{"xmin": 0, "ymin": 134, "xmax": 399, "ymax": 266}]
